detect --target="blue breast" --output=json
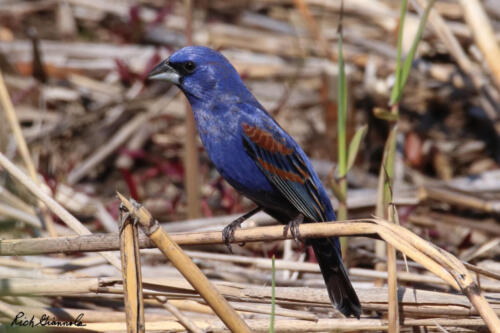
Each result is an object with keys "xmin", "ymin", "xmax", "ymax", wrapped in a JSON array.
[{"xmin": 192, "ymin": 102, "xmax": 276, "ymax": 198}]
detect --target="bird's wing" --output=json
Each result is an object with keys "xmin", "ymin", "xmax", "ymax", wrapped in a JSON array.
[{"xmin": 241, "ymin": 121, "xmax": 328, "ymax": 222}]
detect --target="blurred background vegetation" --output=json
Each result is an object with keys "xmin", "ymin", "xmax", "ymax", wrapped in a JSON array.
[{"xmin": 1, "ymin": 0, "xmax": 500, "ymax": 331}]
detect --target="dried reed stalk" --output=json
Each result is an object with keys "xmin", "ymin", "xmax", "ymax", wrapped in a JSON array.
[
  {"xmin": 0, "ymin": 185, "xmax": 37, "ymax": 216},
  {"xmin": 121, "ymin": 196, "xmax": 500, "ymax": 332},
  {"xmin": 2, "ymin": 275, "xmax": 496, "ymax": 321},
  {"xmin": 184, "ymin": 250, "xmax": 500, "ymax": 291},
  {"xmin": 386, "ymin": 242, "xmax": 399, "ymax": 333},
  {"xmin": 6, "ymin": 304, "xmax": 173, "ymax": 323},
  {"xmin": 155, "ymin": 297, "xmax": 204, "ymax": 333},
  {"xmin": 0, "ymin": 221, "xmax": 497, "ymax": 289},
  {"xmin": 423, "ymin": 186, "xmax": 500, "ymax": 213},
  {"xmin": 0, "ymin": 220, "xmax": 378, "ymax": 256},
  {"xmin": 375, "ymin": 219, "xmax": 500, "ymax": 332},
  {"xmin": 77, "ymin": 318, "xmax": 388, "ymax": 333},
  {"xmin": 47, "ymin": 317, "xmax": 490, "ymax": 332},
  {"xmin": 1, "ymin": 197, "xmax": 498, "ymax": 330},
  {"xmin": 119, "ymin": 207, "xmax": 145, "ymax": 333},
  {"xmin": 183, "ymin": 0, "xmax": 201, "ymax": 219},
  {"xmin": 0, "ymin": 202, "xmax": 41, "ymax": 228},
  {"xmin": 117, "ymin": 193, "xmax": 252, "ymax": 333},
  {"xmin": 0, "ymin": 152, "xmax": 122, "ymax": 270},
  {"xmin": 460, "ymin": 0, "xmax": 500, "ymax": 90},
  {"xmin": 386, "ymin": 207, "xmax": 400, "ymax": 333},
  {"xmin": 0, "ymin": 70, "xmax": 57, "ymax": 237}
]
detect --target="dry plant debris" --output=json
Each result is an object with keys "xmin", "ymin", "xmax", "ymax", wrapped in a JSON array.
[{"xmin": 0, "ymin": 0, "xmax": 500, "ymax": 332}]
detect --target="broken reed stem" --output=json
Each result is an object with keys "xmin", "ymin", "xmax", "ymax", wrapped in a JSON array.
[
  {"xmin": 374, "ymin": 218, "xmax": 500, "ymax": 333},
  {"xmin": 466, "ymin": 285, "xmax": 500, "ymax": 333},
  {"xmin": 0, "ymin": 152, "xmax": 122, "ymax": 270},
  {"xmin": 463, "ymin": 262, "xmax": 500, "ymax": 282},
  {"xmin": 117, "ymin": 193, "xmax": 252, "ymax": 333},
  {"xmin": 0, "ymin": 70, "xmax": 57, "ymax": 237},
  {"xmin": 374, "ymin": 220, "xmax": 458, "ymax": 290},
  {"xmin": 119, "ymin": 209, "xmax": 145, "ymax": 333}
]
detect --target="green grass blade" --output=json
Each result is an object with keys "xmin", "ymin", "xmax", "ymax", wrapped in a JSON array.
[
  {"xmin": 375, "ymin": 123, "xmax": 398, "ymax": 219},
  {"xmin": 373, "ymin": 107, "xmax": 399, "ymax": 122},
  {"xmin": 399, "ymin": 0, "xmax": 436, "ymax": 95},
  {"xmin": 337, "ymin": 24, "xmax": 347, "ymax": 178},
  {"xmin": 389, "ymin": 0, "xmax": 408, "ymax": 105},
  {"xmin": 383, "ymin": 125, "xmax": 398, "ymax": 205},
  {"xmin": 391, "ymin": 0, "xmax": 436, "ymax": 105},
  {"xmin": 269, "ymin": 254, "xmax": 276, "ymax": 333},
  {"xmin": 346, "ymin": 125, "xmax": 368, "ymax": 173},
  {"xmin": 337, "ymin": 5, "xmax": 349, "ymax": 256},
  {"xmin": 329, "ymin": 176, "xmax": 346, "ymax": 202}
]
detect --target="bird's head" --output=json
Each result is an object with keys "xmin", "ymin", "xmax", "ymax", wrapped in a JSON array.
[{"xmin": 148, "ymin": 46, "xmax": 250, "ymax": 103}]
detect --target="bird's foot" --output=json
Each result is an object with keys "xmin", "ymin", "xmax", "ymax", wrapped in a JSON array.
[
  {"xmin": 283, "ymin": 213, "xmax": 304, "ymax": 245},
  {"xmin": 222, "ymin": 218, "xmax": 244, "ymax": 254},
  {"xmin": 222, "ymin": 206, "xmax": 262, "ymax": 253}
]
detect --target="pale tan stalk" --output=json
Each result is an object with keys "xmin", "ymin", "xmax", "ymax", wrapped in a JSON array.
[
  {"xmin": 0, "ymin": 152, "xmax": 121, "ymax": 270},
  {"xmin": 0, "ymin": 70, "xmax": 57, "ymax": 236}
]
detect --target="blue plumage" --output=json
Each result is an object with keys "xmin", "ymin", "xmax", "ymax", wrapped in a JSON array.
[{"xmin": 149, "ymin": 46, "xmax": 361, "ymax": 317}]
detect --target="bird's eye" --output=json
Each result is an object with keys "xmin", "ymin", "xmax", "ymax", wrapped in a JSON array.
[{"xmin": 183, "ymin": 61, "xmax": 196, "ymax": 73}]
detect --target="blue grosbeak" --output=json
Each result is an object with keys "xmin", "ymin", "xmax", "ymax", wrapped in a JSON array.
[{"xmin": 149, "ymin": 46, "xmax": 361, "ymax": 317}]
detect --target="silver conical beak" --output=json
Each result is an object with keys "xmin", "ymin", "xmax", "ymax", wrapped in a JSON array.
[{"xmin": 148, "ymin": 60, "xmax": 181, "ymax": 84}]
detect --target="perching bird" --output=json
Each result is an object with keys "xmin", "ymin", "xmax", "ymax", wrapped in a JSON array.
[{"xmin": 149, "ymin": 46, "xmax": 361, "ymax": 318}]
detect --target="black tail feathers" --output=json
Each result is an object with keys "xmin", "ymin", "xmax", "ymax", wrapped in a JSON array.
[{"xmin": 312, "ymin": 238, "xmax": 361, "ymax": 318}]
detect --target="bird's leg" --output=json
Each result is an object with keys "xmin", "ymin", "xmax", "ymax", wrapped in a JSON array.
[
  {"xmin": 283, "ymin": 213, "xmax": 304, "ymax": 245},
  {"xmin": 222, "ymin": 206, "xmax": 262, "ymax": 253}
]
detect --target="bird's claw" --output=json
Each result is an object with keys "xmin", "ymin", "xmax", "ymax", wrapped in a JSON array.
[
  {"xmin": 222, "ymin": 206, "xmax": 261, "ymax": 253},
  {"xmin": 222, "ymin": 222, "xmax": 240, "ymax": 254},
  {"xmin": 283, "ymin": 214, "xmax": 304, "ymax": 245}
]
